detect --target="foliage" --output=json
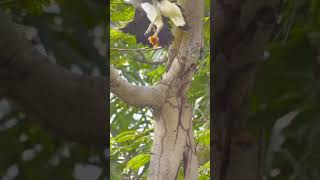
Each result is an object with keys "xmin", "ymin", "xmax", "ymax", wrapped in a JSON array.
[
  {"xmin": 110, "ymin": 0, "xmax": 210, "ymax": 179},
  {"xmin": 199, "ymin": 161, "xmax": 210, "ymax": 179},
  {"xmin": 124, "ymin": 153, "xmax": 150, "ymax": 172},
  {"xmin": 0, "ymin": 0, "xmax": 107, "ymax": 179},
  {"xmin": 249, "ymin": 0, "xmax": 320, "ymax": 179}
]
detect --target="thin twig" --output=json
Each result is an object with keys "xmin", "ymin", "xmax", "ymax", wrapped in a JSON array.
[
  {"xmin": 136, "ymin": 51, "xmax": 166, "ymax": 65},
  {"xmin": 110, "ymin": 47, "xmax": 163, "ymax": 52}
]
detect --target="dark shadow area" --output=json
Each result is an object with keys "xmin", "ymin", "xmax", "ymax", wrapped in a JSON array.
[
  {"xmin": 212, "ymin": 0, "xmax": 320, "ymax": 179},
  {"xmin": 0, "ymin": 1, "xmax": 108, "ymax": 179}
]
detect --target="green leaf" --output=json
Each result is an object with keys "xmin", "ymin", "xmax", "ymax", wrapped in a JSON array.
[{"xmin": 124, "ymin": 153, "xmax": 150, "ymax": 172}]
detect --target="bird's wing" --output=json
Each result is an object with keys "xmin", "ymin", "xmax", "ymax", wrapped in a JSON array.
[
  {"xmin": 120, "ymin": 8, "xmax": 152, "ymax": 47},
  {"xmin": 158, "ymin": 17, "xmax": 174, "ymax": 47},
  {"xmin": 119, "ymin": 8, "xmax": 174, "ymax": 48},
  {"xmin": 141, "ymin": 2, "xmax": 158, "ymax": 22},
  {"xmin": 158, "ymin": 0, "xmax": 186, "ymax": 27}
]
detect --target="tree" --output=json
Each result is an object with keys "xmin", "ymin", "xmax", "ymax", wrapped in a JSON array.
[
  {"xmin": 0, "ymin": 11, "xmax": 107, "ymax": 145},
  {"xmin": 213, "ymin": 0, "xmax": 320, "ymax": 179},
  {"xmin": 0, "ymin": 1, "xmax": 108, "ymax": 179},
  {"xmin": 110, "ymin": 0, "xmax": 210, "ymax": 179}
]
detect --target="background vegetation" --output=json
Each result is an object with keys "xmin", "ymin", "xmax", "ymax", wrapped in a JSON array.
[
  {"xmin": 0, "ymin": 0, "xmax": 107, "ymax": 179},
  {"xmin": 110, "ymin": 0, "xmax": 210, "ymax": 179},
  {"xmin": 249, "ymin": 0, "xmax": 320, "ymax": 179}
]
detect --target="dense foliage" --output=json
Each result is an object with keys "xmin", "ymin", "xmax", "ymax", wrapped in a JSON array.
[
  {"xmin": 0, "ymin": 1, "xmax": 107, "ymax": 179},
  {"xmin": 110, "ymin": 0, "xmax": 210, "ymax": 179},
  {"xmin": 249, "ymin": 0, "xmax": 320, "ymax": 179}
]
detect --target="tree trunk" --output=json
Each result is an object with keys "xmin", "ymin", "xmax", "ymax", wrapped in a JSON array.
[
  {"xmin": 212, "ymin": 0, "xmax": 280, "ymax": 179},
  {"xmin": 111, "ymin": 0, "xmax": 204, "ymax": 179},
  {"xmin": 147, "ymin": 96, "xmax": 197, "ymax": 179}
]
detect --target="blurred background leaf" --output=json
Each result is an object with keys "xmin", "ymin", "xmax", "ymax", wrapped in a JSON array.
[
  {"xmin": 249, "ymin": 0, "xmax": 320, "ymax": 179},
  {"xmin": 0, "ymin": 0, "xmax": 107, "ymax": 179}
]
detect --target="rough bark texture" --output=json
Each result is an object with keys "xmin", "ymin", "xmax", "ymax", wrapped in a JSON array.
[
  {"xmin": 110, "ymin": 0, "xmax": 204, "ymax": 179},
  {"xmin": 212, "ymin": 0, "xmax": 280, "ymax": 179},
  {"xmin": 0, "ymin": 12, "xmax": 107, "ymax": 147},
  {"xmin": 147, "ymin": 0, "xmax": 204, "ymax": 178},
  {"xmin": 110, "ymin": 66, "xmax": 162, "ymax": 108}
]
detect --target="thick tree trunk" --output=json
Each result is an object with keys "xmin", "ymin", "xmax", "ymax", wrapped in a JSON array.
[
  {"xmin": 148, "ymin": 97, "xmax": 197, "ymax": 179},
  {"xmin": 0, "ymin": 11, "xmax": 107, "ymax": 146},
  {"xmin": 212, "ymin": 0, "xmax": 279, "ymax": 179},
  {"xmin": 147, "ymin": 0, "xmax": 204, "ymax": 178},
  {"xmin": 111, "ymin": 0, "xmax": 204, "ymax": 179}
]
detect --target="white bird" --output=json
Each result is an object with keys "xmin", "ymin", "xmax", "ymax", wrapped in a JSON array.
[
  {"xmin": 122, "ymin": 0, "xmax": 188, "ymax": 48},
  {"xmin": 141, "ymin": 0, "xmax": 187, "ymax": 36}
]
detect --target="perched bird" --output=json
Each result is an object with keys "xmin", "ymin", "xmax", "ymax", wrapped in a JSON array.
[{"xmin": 120, "ymin": 0, "xmax": 188, "ymax": 48}]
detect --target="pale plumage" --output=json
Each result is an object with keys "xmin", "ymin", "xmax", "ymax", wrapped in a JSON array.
[
  {"xmin": 120, "ymin": 0, "xmax": 187, "ymax": 48},
  {"xmin": 158, "ymin": 0, "xmax": 186, "ymax": 27}
]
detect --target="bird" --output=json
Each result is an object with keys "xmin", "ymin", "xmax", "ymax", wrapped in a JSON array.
[{"xmin": 120, "ymin": 0, "xmax": 188, "ymax": 48}]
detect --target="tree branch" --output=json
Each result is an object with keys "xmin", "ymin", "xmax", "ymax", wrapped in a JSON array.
[
  {"xmin": 110, "ymin": 66, "xmax": 163, "ymax": 108},
  {"xmin": 160, "ymin": 0, "xmax": 203, "ymax": 95},
  {"xmin": 0, "ymin": 11, "xmax": 107, "ymax": 147},
  {"xmin": 110, "ymin": 47, "xmax": 163, "ymax": 52},
  {"xmin": 135, "ymin": 51, "xmax": 166, "ymax": 65}
]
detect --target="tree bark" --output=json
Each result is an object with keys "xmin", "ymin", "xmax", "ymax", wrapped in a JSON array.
[
  {"xmin": 212, "ymin": 0, "xmax": 280, "ymax": 179},
  {"xmin": 110, "ymin": 0, "xmax": 204, "ymax": 179},
  {"xmin": 0, "ymin": 11, "xmax": 107, "ymax": 147}
]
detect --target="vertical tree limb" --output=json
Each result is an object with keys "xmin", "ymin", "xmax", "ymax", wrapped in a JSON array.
[{"xmin": 212, "ymin": 0, "xmax": 280, "ymax": 179}]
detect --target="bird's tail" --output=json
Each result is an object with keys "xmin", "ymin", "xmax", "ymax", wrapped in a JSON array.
[
  {"xmin": 175, "ymin": 4, "xmax": 189, "ymax": 31},
  {"xmin": 177, "ymin": 22, "xmax": 189, "ymax": 31},
  {"xmin": 170, "ymin": 16, "xmax": 186, "ymax": 27}
]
